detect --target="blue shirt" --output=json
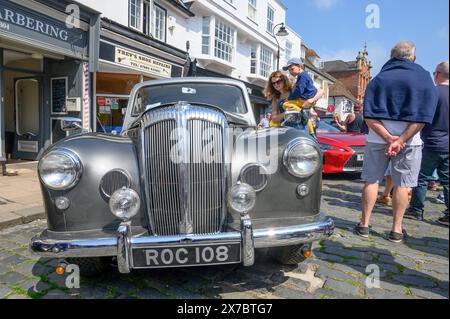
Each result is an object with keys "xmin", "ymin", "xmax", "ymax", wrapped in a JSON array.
[
  {"xmin": 421, "ymin": 85, "xmax": 449, "ymax": 153},
  {"xmin": 289, "ymin": 72, "xmax": 318, "ymax": 101}
]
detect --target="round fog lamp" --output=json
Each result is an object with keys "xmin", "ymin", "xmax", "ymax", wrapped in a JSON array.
[
  {"xmin": 227, "ymin": 183, "xmax": 256, "ymax": 213},
  {"xmin": 55, "ymin": 196, "xmax": 70, "ymax": 211},
  {"xmin": 297, "ymin": 184, "xmax": 310, "ymax": 197},
  {"xmin": 109, "ymin": 187, "xmax": 141, "ymax": 220}
]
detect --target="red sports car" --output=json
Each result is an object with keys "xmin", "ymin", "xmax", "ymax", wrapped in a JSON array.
[{"xmin": 316, "ymin": 121, "xmax": 367, "ymax": 174}]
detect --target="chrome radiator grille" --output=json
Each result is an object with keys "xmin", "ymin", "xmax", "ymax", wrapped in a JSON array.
[{"xmin": 140, "ymin": 103, "xmax": 228, "ymax": 236}]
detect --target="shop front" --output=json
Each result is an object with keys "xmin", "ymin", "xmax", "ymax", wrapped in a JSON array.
[
  {"xmin": 0, "ymin": 0, "xmax": 100, "ymax": 161},
  {"xmin": 94, "ymin": 19, "xmax": 186, "ymax": 134}
]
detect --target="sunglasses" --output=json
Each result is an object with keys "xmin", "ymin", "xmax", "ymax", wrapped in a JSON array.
[{"xmin": 271, "ymin": 79, "xmax": 284, "ymax": 86}]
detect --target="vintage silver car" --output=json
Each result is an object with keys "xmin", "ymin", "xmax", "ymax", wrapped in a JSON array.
[{"xmin": 30, "ymin": 78, "xmax": 334, "ymax": 275}]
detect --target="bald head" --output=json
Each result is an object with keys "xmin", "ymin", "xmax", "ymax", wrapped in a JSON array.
[{"xmin": 391, "ymin": 41, "xmax": 416, "ymax": 61}]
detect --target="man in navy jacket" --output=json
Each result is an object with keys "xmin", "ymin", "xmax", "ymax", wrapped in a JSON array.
[
  {"xmin": 406, "ymin": 62, "xmax": 449, "ymax": 226},
  {"xmin": 355, "ymin": 41, "xmax": 439, "ymax": 243}
]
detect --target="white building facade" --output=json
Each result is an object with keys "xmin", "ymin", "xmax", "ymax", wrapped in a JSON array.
[{"xmin": 77, "ymin": 0, "xmax": 302, "ymax": 119}]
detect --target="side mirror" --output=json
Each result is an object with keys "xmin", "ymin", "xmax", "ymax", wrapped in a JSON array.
[{"xmin": 60, "ymin": 117, "xmax": 83, "ymax": 132}]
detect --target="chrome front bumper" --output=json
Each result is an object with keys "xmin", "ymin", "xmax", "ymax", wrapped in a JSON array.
[{"xmin": 30, "ymin": 213, "xmax": 334, "ymax": 273}]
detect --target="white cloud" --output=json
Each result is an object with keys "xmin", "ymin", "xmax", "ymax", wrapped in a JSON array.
[
  {"xmin": 321, "ymin": 42, "xmax": 390, "ymax": 76},
  {"xmin": 310, "ymin": 0, "xmax": 339, "ymax": 10}
]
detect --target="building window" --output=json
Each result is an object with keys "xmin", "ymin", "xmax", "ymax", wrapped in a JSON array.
[
  {"xmin": 202, "ymin": 17, "xmax": 211, "ymax": 55},
  {"xmin": 301, "ymin": 47, "xmax": 306, "ymax": 60},
  {"xmin": 152, "ymin": 3, "xmax": 166, "ymax": 41},
  {"xmin": 267, "ymin": 6, "xmax": 274, "ymax": 33},
  {"xmin": 285, "ymin": 41, "xmax": 293, "ymax": 60},
  {"xmin": 260, "ymin": 46, "xmax": 273, "ymax": 78},
  {"xmin": 248, "ymin": 0, "xmax": 257, "ymax": 21},
  {"xmin": 214, "ymin": 20, "xmax": 234, "ymax": 63},
  {"xmin": 250, "ymin": 45, "xmax": 257, "ymax": 74},
  {"xmin": 129, "ymin": 0, "xmax": 142, "ymax": 30},
  {"xmin": 224, "ymin": 0, "xmax": 234, "ymax": 5}
]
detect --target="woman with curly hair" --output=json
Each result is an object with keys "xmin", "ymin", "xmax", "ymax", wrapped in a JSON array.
[{"xmin": 264, "ymin": 70, "xmax": 322, "ymax": 136}]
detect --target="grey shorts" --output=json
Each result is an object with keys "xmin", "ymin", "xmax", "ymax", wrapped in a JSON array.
[{"xmin": 361, "ymin": 143, "xmax": 423, "ymax": 188}]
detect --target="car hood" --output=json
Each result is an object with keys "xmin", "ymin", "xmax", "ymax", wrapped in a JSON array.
[{"xmin": 317, "ymin": 132, "xmax": 367, "ymax": 147}]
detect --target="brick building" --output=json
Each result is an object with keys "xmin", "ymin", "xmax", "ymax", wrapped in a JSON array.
[{"xmin": 323, "ymin": 46, "xmax": 372, "ymax": 104}]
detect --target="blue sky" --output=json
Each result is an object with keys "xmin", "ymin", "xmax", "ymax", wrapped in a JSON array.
[{"xmin": 283, "ymin": 0, "xmax": 449, "ymax": 75}]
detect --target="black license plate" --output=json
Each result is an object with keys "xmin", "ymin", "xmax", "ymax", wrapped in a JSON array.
[{"xmin": 132, "ymin": 243, "xmax": 241, "ymax": 268}]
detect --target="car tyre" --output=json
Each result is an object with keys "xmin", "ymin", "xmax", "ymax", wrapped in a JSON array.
[
  {"xmin": 65, "ymin": 257, "xmax": 111, "ymax": 277},
  {"xmin": 271, "ymin": 244, "xmax": 311, "ymax": 265}
]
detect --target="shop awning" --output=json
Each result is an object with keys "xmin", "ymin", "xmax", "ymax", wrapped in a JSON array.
[{"xmin": 250, "ymin": 95, "xmax": 270, "ymax": 105}]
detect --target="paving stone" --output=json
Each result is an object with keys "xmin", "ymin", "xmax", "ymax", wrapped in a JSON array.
[
  {"xmin": 313, "ymin": 252, "xmax": 345, "ymax": 263},
  {"xmin": 219, "ymin": 291, "xmax": 258, "ymax": 299},
  {"xmin": 46, "ymin": 272, "xmax": 69, "ymax": 288},
  {"xmin": 0, "ymin": 250, "xmax": 14, "ymax": 262},
  {"xmin": 410, "ymin": 287, "xmax": 448, "ymax": 299},
  {"xmin": 330, "ymin": 263, "xmax": 366, "ymax": 276},
  {"xmin": 69, "ymin": 285, "xmax": 111, "ymax": 299},
  {"xmin": 391, "ymin": 275, "xmax": 438, "ymax": 288},
  {"xmin": 19, "ymin": 279, "xmax": 51, "ymax": 295},
  {"xmin": 314, "ymin": 288, "xmax": 360, "ymax": 299},
  {"xmin": 0, "ymin": 285, "xmax": 13, "ymax": 298},
  {"xmin": 378, "ymin": 280, "xmax": 408, "ymax": 294},
  {"xmin": 281, "ymin": 277, "xmax": 311, "ymax": 291},
  {"xmin": 323, "ymin": 278, "xmax": 361, "ymax": 297},
  {"xmin": 41, "ymin": 289, "xmax": 77, "ymax": 299},
  {"xmin": 377, "ymin": 262, "xmax": 401, "ymax": 274},
  {"xmin": 345, "ymin": 258, "xmax": 372, "ymax": 268},
  {"xmin": 315, "ymin": 267, "xmax": 358, "ymax": 283},
  {"xmin": 271, "ymin": 286, "xmax": 314, "ymax": 299},
  {"xmin": 324, "ymin": 247, "xmax": 374, "ymax": 261},
  {"xmin": 135, "ymin": 287, "xmax": 170, "ymax": 299},
  {"xmin": 365, "ymin": 288, "xmax": 416, "ymax": 299},
  {"xmin": 293, "ymin": 263, "xmax": 309, "ymax": 274},
  {"xmin": 409, "ymin": 245, "xmax": 448, "ymax": 257},
  {"xmin": 6, "ymin": 294, "xmax": 32, "ymax": 299},
  {"xmin": 0, "ymin": 264, "xmax": 10, "ymax": 275},
  {"xmin": 438, "ymin": 281, "xmax": 448, "ymax": 290},
  {"xmin": 0, "ymin": 271, "xmax": 27, "ymax": 285},
  {"xmin": 418, "ymin": 262, "xmax": 449, "ymax": 274},
  {"xmin": 426, "ymin": 240, "xmax": 449, "ymax": 250},
  {"xmin": 1, "ymin": 254, "xmax": 28, "ymax": 267},
  {"xmin": 350, "ymin": 246, "xmax": 392, "ymax": 257},
  {"xmin": 304, "ymin": 258, "xmax": 332, "ymax": 270}
]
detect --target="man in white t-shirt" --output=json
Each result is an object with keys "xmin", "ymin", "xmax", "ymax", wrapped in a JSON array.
[{"xmin": 355, "ymin": 41, "xmax": 439, "ymax": 243}]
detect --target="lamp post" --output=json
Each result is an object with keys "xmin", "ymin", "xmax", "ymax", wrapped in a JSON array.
[{"xmin": 272, "ymin": 23, "xmax": 289, "ymax": 70}]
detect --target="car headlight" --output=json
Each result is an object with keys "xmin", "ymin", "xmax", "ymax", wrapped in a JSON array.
[
  {"xmin": 38, "ymin": 149, "xmax": 82, "ymax": 190},
  {"xmin": 109, "ymin": 187, "xmax": 141, "ymax": 221},
  {"xmin": 283, "ymin": 139, "xmax": 321, "ymax": 178},
  {"xmin": 227, "ymin": 183, "xmax": 256, "ymax": 213}
]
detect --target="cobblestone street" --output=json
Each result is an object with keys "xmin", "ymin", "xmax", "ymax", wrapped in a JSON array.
[{"xmin": 0, "ymin": 174, "xmax": 448, "ymax": 299}]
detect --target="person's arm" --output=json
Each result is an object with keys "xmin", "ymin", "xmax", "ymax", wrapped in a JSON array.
[
  {"xmin": 365, "ymin": 119, "xmax": 398, "ymax": 144},
  {"xmin": 304, "ymin": 88, "xmax": 324, "ymax": 108},
  {"xmin": 271, "ymin": 99, "xmax": 285, "ymax": 123},
  {"xmin": 333, "ymin": 115, "xmax": 346, "ymax": 132},
  {"xmin": 289, "ymin": 76, "xmax": 306, "ymax": 100},
  {"xmin": 386, "ymin": 123, "xmax": 425, "ymax": 156}
]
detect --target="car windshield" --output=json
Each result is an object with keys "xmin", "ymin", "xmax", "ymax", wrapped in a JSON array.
[
  {"xmin": 132, "ymin": 83, "xmax": 247, "ymax": 116},
  {"xmin": 317, "ymin": 120, "xmax": 341, "ymax": 133}
]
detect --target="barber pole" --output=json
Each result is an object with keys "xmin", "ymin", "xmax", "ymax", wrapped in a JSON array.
[{"xmin": 82, "ymin": 62, "xmax": 90, "ymax": 131}]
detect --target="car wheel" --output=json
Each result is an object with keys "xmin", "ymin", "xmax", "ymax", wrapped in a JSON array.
[
  {"xmin": 65, "ymin": 257, "xmax": 111, "ymax": 277},
  {"xmin": 271, "ymin": 244, "xmax": 312, "ymax": 265}
]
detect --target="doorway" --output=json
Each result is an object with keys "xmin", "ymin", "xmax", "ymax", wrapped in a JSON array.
[{"xmin": 13, "ymin": 77, "xmax": 41, "ymax": 159}]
